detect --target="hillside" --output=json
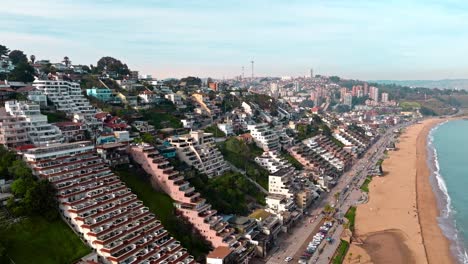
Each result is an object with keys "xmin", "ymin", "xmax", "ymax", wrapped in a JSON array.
[{"xmin": 373, "ymin": 79, "xmax": 468, "ymax": 90}]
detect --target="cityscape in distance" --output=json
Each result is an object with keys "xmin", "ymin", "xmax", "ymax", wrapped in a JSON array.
[{"xmin": 1, "ymin": 1, "xmax": 468, "ymax": 264}]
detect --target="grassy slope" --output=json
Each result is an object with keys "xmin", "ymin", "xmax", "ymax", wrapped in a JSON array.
[
  {"xmin": 0, "ymin": 216, "xmax": 91, "ymax": 264},
  {"xmin": 115, "ymin": 169, "xmax": 210, "ymax": 258}
]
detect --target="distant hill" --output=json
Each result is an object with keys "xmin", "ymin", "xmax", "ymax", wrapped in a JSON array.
[{"xmin": 371, "ymin": 79, "xmax": 468, "ymax": 90}]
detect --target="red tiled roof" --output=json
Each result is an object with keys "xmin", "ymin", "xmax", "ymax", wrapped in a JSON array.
[
  {"xmin": 140, "ymin": 90, "xmax": 154, "ymax": 94},
  {"xmin": 95, "ymin": 112, "xmax": 109, "ymax": 119},
  {"xmin": 15, "ymin": 144, "xmax": 36, "ymax": 151}
]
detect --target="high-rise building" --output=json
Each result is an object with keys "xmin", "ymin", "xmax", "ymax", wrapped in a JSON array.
[
  {"xmin": 363, "ymin": 82, "xmax": 369, "ymax": 96},
  {"xmin": 344, "ymin": 93, "xmax": 353, "ymax": 107},
  {"xmin": 310, "ymin": 68, "xmax": 314, "ymax": 79},
  {"xmin": 340, "ymin": 88, "xmax": 347, "ymax": 103},
  {"xmin": 381, "ymin": 92, "xmax": 389, "ymax": 103},
  {"xmin": 369, "ymin": 86, "xmax": 379, "ymax": 102}
]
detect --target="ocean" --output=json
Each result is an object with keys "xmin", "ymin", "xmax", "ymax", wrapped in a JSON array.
[{"xmin": 428, "ymin": 120, "xmax": 468, "ymax": 264}]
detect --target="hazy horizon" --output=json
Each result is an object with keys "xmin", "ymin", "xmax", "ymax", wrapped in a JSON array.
[{"xmin": 3, "ymin": 0, "xmax": 468, "ymax": 80}]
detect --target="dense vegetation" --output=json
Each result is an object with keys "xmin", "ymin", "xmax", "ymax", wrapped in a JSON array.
[
  {"xmin": 219, "ymin": 137, "xmax": 269, "ymax": 189},
  {"xmin": 115, "ymin": 168, "xmax": 211, "ymax": 259},
  {"xmin": 187, "ymin": 171, "xmax": 265, "ymax": 215},
  {"xmin": 0, "ymin": 147, "xmax": 91, "ymax": 263},
  {"xmin": 0, "ymin": 45, "xmax": 35, "ymax": 82},
  {"xmin": 142, "ymin": 103, "xmax": 183, "ymax": 129},
  {"xmin": 204, "ymin": 125, "xmax": 226, "ymax": 137}
]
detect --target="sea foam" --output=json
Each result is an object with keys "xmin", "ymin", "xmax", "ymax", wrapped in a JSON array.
[{"xmin": 428, "ymin": 122, "xmax": 468, "ymax": 264}]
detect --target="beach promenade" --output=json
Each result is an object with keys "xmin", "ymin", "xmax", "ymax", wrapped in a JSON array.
[{"xmin": 347, "ymin": 119, "xmax": 455, "ymax": 264}]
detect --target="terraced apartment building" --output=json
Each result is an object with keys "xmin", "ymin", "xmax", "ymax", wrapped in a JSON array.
[{"xmin": 21, "ymin": 141, "xmax": 196, "ymax": 264}]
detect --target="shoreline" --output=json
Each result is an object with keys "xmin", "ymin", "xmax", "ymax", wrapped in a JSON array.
[
  {"xmin": 416, "ymin": 119, "xmax": 456, "ymax": 264},
  {"xmin": 426, "ymin": 120, "xmax": 468, "ymax": 263},
  {"xmin": 345, "ymin": 119, "xmax": 454, "ymax": 264}
]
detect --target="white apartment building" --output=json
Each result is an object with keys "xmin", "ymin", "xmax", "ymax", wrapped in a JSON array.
[
  {"xmin": 22, "ymin": 142, "xmax": 196, "ymax": 264},
  {"xmin": 217, "ymin": 123, "xmax": 234, "ymax": 136},
  {"xmin": 167, "ymin": 131, "xmax": 230, "ymax": 177},
  {"xmin": 254, "ymin": 151, "xmax": 289, "ymax": 173},
  {"xmin": 247, "ymin": 123, "xmax": 279, "ymax": 151},
  {"xmin": 32, "ymin": 80, "xmax": 95, "ymax": 116},
  {"xmin": 268, "ymin": 167, "xmax": 295, "ymax": 198},
  {"xmin": 4, "ymin": 101, "xmax": 63, "ymax": 146},
  {"xmin": 165, "ymin": 93, "xmax": 186, "ymax": 109}
]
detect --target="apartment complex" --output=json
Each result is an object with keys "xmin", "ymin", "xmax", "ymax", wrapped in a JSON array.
[
  {"xmin": 167, "ymin": 131, "xmax": 230, "ymax": 177},
  {"xmin": 33, "ymin": 80, "xmax": 95, "ymax": 115},
  {"xmin": 130, "ymin": 144, "xmax": 255, "ymax": 263},
  {"xmin": 0, "ymin": 107, "xmax": 28, "ymax": 147},
  {"xmin": 247, "ymin": 123, "xmax": 279, "ymax": 151},
  {"xmin": 4, "ymin": 100, "xmax": 63, "ymax": 146},
  {"xmin": 22, "ymin": 141, "xmax": 196, "ymax": 264}
]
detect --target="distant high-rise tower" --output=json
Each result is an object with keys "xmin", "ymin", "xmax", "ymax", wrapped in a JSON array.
[
  {"xmin": 251, "ymin": 60, "xmax": 254, "ymax": 79},
  {"xmin": 310, "ymin": 68, "xmax": 314, "ymax": 79},
  {"xmin": 242, "ymin": 66, "xmax": 245, "ymax": 79}
]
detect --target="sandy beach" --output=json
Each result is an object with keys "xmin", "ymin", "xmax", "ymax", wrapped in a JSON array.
[{"xmin": 345, "ymin": 119, "xmax": 455, "ymax": 264}]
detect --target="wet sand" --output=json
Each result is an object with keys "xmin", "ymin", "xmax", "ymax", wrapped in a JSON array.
[{"xmin": 346, "ymin": 119, "xmax": 454, "ymax": 264}]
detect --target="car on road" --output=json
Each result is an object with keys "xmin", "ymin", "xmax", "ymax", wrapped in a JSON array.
[{"xmin": 284, "ymin": 256, "xmax": 293, "ymax": 262}]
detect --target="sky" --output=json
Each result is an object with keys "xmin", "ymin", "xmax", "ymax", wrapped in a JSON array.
[{"xmin": 3, "ymin": 0, "xmax": 468, "ymax": 80}]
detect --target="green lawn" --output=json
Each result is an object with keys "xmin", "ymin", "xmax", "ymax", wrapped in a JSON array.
[
  {"xmin": 115, "ymin": 168, "xmax": 210, "ymax": 258},
  {"xmin": 360, "ymin": 176, "xmax": 372, "ymax": 193},
  {"xmin": 332, "ymin": 239, "xmax": 350, "ymax": 264},
  {"xmin": 0, "ymin": 216, "xmax": 91, "ymax": 264},
  {"xmin": 43, "ymin": 111, "xmax": 70, "ymax": 123},
  {"xmin": 344, "ymin": 206, "xmax": 357, "ymax": 232}
]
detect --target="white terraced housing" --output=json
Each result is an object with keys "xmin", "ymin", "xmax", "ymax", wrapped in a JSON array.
[
  {"xmin": 247, "ymin": 123, "xmax": 279, "ymax": 151},
  {"xmin": 4, "ymin": 100, "xmax": 63, "ymax": 146},
  {"xmin": 167, "ymin": 131, "xmax": 230, "ymax": 177},
  {"xmin": 33, "ymin": 80, "xmax": 95, "ymax": 116},
  {"xmin": 254, "ymin": 151, "xmax": 289, "ymax": 174},
  {"xmin": 22, "ymin": 141, "xmax": 196, "ymax": 264}
]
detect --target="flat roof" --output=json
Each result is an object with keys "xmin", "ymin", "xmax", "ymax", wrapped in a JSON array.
[{"xmin": 207, "ymin": 246, "xmax": 232, "ymax": 260}]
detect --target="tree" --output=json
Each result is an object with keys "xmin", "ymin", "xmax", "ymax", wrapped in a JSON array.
[
  {"xmin": 0, "ymin": 44, "xmax": 9, "ymax": 58},
  {"xmin": 25, "ymin": 180, "xmax": 59, "ymax": 220},
  {"xmin": 63, "ymin": 56, "xmax": 71, "ymax": 67},
  {"xmin": 8, "ymin": 62, "xmax": 35, "ymax": 82},
  {"xmin": 97, "ymin": 56, "xmax": 130, "ymax": 76},
  {"xmin": 8, "ymin": 50, "xmax": 28, "ymax": 65},
  {"xmin": 141, "ymin": 133, "xmax": 155, "ymax": 144},
  {"xmin": 8, "ymin": 160, "xmax": 32, "ymax": 179},
  {"xmin": 30, "ymin": 54, "xmax": 36, "ymax": 64},
  {"xmin": 334, "ymin": 191, "xmax": 341, "ymax": 202},
  {"xmin": 11, "ymin": 176, "xmax": 34, "ymax": 197}
]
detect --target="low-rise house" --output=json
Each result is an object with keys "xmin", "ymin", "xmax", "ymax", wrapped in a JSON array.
[
  {"xmin": 132, "ymin": 120, "xmax": 155, "ymax": 134},
  {"xmin": 96, "ymin": 142, "xmax": 129, "ymax": 167},
  {"xmin": 54, "ymin": 121, "xmax": 87, "ymax": 142}
]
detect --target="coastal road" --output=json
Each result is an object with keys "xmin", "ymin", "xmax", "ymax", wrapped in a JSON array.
[{"xmin": 257, "ymin": 122, "xmax": 411, "ymax": 264}]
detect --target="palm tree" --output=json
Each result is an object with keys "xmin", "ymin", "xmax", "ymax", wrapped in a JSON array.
[
  {"xmin": 63, "ymin": 56, "xmax": 71, "ymax": 67},
  {"xmin": 357, "ymin": 254, "xmax": 362, "ymax": 263},
  {"xmin": 348, "ymin": 252, "xmax": 353, "ymax": 263},
  {"xmin": 30, "ymin": 54, "xmax": 36, "ymax": 64}
]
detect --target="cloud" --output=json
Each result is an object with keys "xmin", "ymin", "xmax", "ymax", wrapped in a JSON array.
[{"xmin": 2, "ymin": 0, "xmax": 468, "ymax": 79}]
